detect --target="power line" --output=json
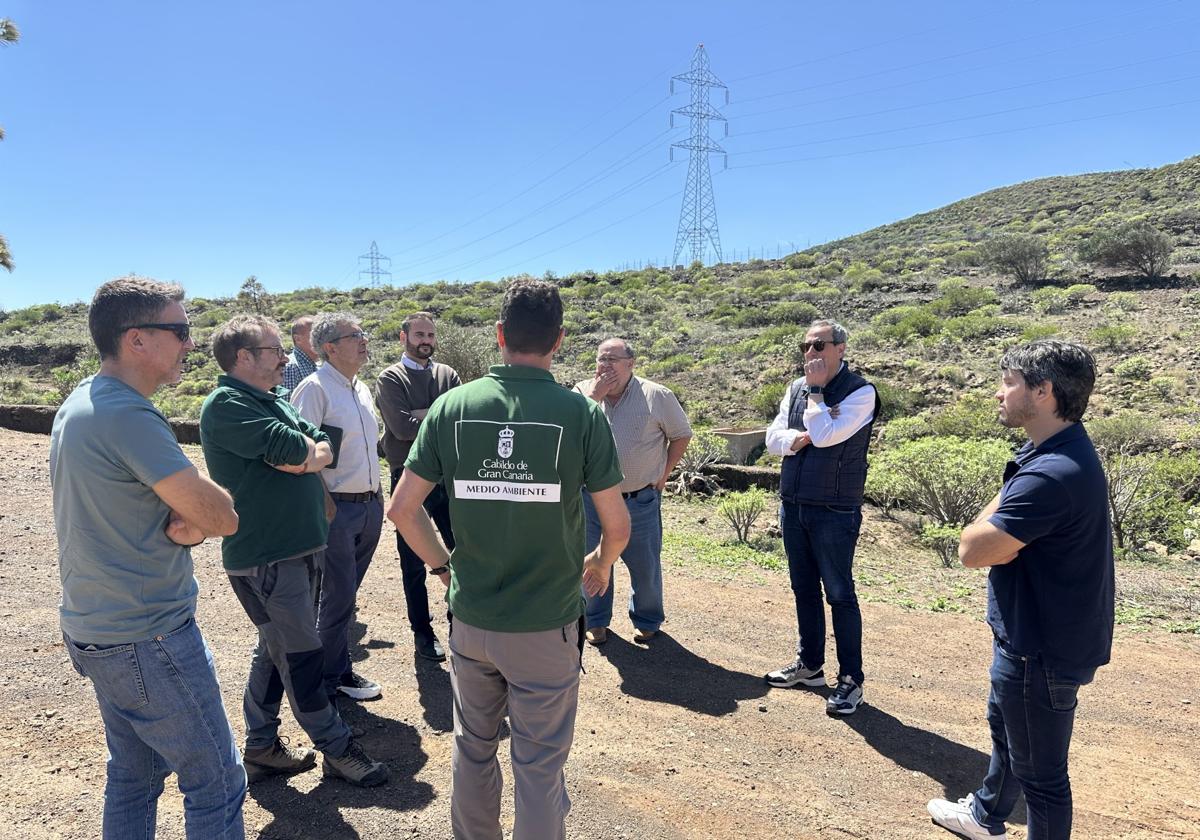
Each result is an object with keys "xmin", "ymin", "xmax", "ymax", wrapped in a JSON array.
[
  {"xmin": 357, "ymin": 241, "xmax": 392, "ymax": 287},
  {"xmin": 671, "ymin": 44, "xmax": 728, "ymax": 266},
  {"xmin": 729, "ymin": 72, "xmax": 1200, "ymax": 159},
  {"xmin": 729, "ymin": 95, "xmax": 1200, "ymax": 171}
]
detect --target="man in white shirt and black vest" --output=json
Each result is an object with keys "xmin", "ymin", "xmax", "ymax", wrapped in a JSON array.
[{"xmin": 764, "ymin": 318, "xmax": 880, "ymax": 716}]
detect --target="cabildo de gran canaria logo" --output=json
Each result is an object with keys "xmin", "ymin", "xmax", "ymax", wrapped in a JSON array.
[{"xmin": 454, "ymin": 420, "xmax": 564, "ymax": 503}]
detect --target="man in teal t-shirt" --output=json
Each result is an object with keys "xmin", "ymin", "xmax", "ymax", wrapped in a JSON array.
[{"xmin": 388, "ymin": 278, "xmax": 630, "ymax": 840}]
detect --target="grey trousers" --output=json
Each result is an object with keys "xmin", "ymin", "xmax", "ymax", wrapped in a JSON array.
[
  {"xmin": 228, "ymin": 555, "xmax": 352, "ymax": 757},
  {"xmin": 448, "ymin": 617, "xmax": 583, "ymax": 840}
]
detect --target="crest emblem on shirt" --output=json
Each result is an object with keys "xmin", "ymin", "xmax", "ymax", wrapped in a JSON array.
[{"xmin": 497, "ymin": 425, "xmax": 515, "ymax": 458}]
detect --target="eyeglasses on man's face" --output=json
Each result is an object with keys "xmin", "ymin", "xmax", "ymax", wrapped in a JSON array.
[
  {"xmin": 800, "ymin": 339, "xmax": 841, "ymax": 353},
  {"xmin": 331, "ymin": 331, "xmax": 369, "ymax": 343},
  {"xmin": 248, "ymin": 345, "xmax": 287, "ymax": 359},
  {"xmin": 596, "ymin": 354, "xmax": 632, "ymax": 364},
  {"xmin": 125, "ymin": 322, "xmax": 192, "ymax": 343}
]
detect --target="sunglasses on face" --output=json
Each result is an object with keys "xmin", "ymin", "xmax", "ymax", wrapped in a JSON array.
[
  {"xmin": 800, "ymin": 339, "xmax": 839, "ymax": 353},
  {"xmin": 126, "ymin": 322, "xmax": 191, "ymax": 343},
  {"xmin": 248, "ymin": 345, "xmax": 287, "ymax": 359}
]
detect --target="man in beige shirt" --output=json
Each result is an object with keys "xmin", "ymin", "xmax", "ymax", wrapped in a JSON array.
[{"xmin": 575, "ymin": 337, "xmax": 692, "ymax": 645}]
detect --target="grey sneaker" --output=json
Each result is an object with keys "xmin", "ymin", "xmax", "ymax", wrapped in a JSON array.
[
  {"xmin": 764, "ymin": 657, "xmax": 826, "ymax": 688},
  {"xmin": 826, "ymin": 676, "xmax": 864, "ymax": 715},
  {"xmin": 927, "ymin": 794, "xmax": 1005, "ymax": 839},
  {"xmin": 243, "ymin": 737, "xmax": 316, "ymax": 783},
  {"xmin": 322, "ymin": 739, "xmax": 389, "ymax": 787}
]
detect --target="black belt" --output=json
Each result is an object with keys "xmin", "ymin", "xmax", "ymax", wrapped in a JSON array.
[
  {"xmin": 622, "ymin": 485, "xmax": 654, "ymax": 499},
  {"xmin": 330, "ymin": 490, "xmax": 379, "ymax": 503}
]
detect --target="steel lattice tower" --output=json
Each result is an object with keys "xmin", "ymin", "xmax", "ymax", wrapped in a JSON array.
[
  {"xmin": 358, "ymin": 240, "xmax": 393, "ymax": 287},
  {"xmin": 670, "ymin": 44, "xmax": 728, "ymax": 266}
]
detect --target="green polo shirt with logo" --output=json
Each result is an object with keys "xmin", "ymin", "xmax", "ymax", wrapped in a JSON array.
[{"xmin": 405, "ymin": 364, "xmax": 623, "ymax": 632}]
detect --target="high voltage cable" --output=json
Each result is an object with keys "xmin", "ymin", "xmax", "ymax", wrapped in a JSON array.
[
  {"xmin": 384, "ymin": 66, "xmax": 679, "ymax": 257},
  {"xmin": 731, "ymin": 47, "xmax": 1200, "ymax": 140},
  {"xmin": 726, "ymin": 1, "xmax": 1037, "ymax": 84},
  {"xmin": 730, "ymin": 95, "xmax": 1200, "ymax": 171},
  {"xmin": 729, "ymin": 72, "xmax": 1200, "ymax": 159},
  {"xmin": 407, "ymin": 162, "xmax": 679, "ymax": 283},
  {"xmin": 385, "ymin": 92, "xmax": 674, "ymax": 263},
  {"xmin": 726, "ymin": 0, "xmax": 1184, "ymax": 109},
  {"xmin": 391, "ymin": 127, "xmax": 682, "ymax": 273}
]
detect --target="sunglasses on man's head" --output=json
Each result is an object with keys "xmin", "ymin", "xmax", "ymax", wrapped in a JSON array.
[
  {"xmin": 800, "ymin": 339, "xmax": 838, "ymax": 352},
  {"xmin": 126, "ymin": 322, "xmax": 191, "ymax": 343}
]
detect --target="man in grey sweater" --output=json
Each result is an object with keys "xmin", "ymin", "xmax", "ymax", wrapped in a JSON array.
[{"xmin": 376, "ymin": 311, "xmax": 461, "ymax": 661}]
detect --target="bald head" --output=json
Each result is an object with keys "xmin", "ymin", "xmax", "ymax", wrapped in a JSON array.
[{"xmin": 291, "ymin": 316, "xmax": 316, "ymax": 359}]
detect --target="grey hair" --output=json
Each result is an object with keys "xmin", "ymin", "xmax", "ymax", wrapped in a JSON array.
[
  {"xmin": 599, "ymin": 337, "xmax": 636, "ymax": 358},
  {"xmin": 809, "ymin": 318, "xmax": 849, "ymax": 344},
  {"xmin": 311, "ymin": 312, "xmax": 359, "ymax": 361}
]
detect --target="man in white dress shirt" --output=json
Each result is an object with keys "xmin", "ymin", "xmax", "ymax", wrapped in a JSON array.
[
  {"xmin": 763, "ymin": 318, "xmax": 880, "ymax": 716},
  {"xmin": 292, "ymin": 313, "xmax": 385, "ymax": 703}
]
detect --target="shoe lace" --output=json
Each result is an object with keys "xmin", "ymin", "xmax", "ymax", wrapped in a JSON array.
[
  {"xmin": 338, "ymin": 741, "xmax": 374, "ymax": 772},
  {"xmin": 832, "ymin": 679, "xmax": 857, "ymax": 700}
]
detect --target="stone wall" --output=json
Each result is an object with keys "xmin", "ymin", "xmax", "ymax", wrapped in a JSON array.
[{"xmin": 0, "ymin": 404, "xmax": 200, "ymax": 444}]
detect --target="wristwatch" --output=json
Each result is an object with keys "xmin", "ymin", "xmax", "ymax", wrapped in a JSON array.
[
  {"xmin": 428, "ymin": 564, "xmax": 450, "ymax": 577},
  {"xmin": 807, "ymin": 385, "xmax": 823, "ymax": 395}
]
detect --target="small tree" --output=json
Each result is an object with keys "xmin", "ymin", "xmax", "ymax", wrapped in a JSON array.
[
  {"xmin": 237, "ymin": 275, "xmax": 272, "ymax": 314},
  {"xmin": 430, "ymin": 321, "xmax": 498, "ymax": 383},
  {"xmin": 1078, "ymin": 222, "xmax": 1173, "ymax": 280},
  {"xmin": 866, "ymin": 436, "xmax": 1012, "ymax": 526},
  {"xmin": 921, "ymin": 523, "xmax": 962, "ymax": 568},
  {"xmin": 718, "ymin": 489, "xmax": 769, "ymax": 544},
  {"xmin": 978, "ymin": 233, "xmax": 1049, "ymax": 285}
]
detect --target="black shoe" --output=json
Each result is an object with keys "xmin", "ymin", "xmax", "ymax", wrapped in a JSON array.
[{"xmin": 414, "ymin": 632, "xmax": 446, "ymax": 662}]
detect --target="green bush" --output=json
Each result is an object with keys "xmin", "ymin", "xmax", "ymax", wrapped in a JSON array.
[
  {"xmin": 1105, "ymin": 291, "xmax": 1140, "ymax": 313},
  {"xmin": 1149, "ymin": 376, "xmax": 1177, "ymax": 399},
  {"xmin": 873, "ymin": 380, "xmax": 924, "ymax": 420},
  {"xmin": 766, "ymin": 300, "xmax": 819, "ymax": 325},
  {"xmin": 872, "ymin": 306, "xmax": 942, "ymax": 341},
  {"xmin": 1113, "ymin": 355, "xmax": 1152, "ymax": 380},
  {"xmin": 1020, "ymin": 323, "xmax": 1059, "ymax": 342},
  {"xmin": 1064, "ymin": 283, "xmax": 1097, "ymax": 303},
  {"xmin": 921, "ymin": 523, "xmax": 963, "ymax": 568},
  {"xmin": 429, "ymin": 322, "xmax": 498, "ymax": 383},
  {"xmin": 928, "ymin": 279, "xmax": 997, "ymax": 316},
  {"xmin": 866, "ymin": 436, "xmax": 1012, "ymax": 525},
  {"xmin": 1078, "ymin": 222, "xmax": 1173, "ymax": 279},
  {"xmin": 978, "ymin": 233, "xmax": 1049, "ymax": 285},
  {"xmin": 941, "ymin": 312, "xmax": 1009, "ymax": 341},
  {"xmin": 1089, "ymin": 323, "xmax": 1137, "ymax": 350},
  {"xmin": 752, "ymin": 382, "xmax": 787, "ymax": 420},
  {"xmin": 1032, "ymin": 287, "xmax": 1069, "ymax": 314},
  {"xmin": 718, "ymin": 489, "xmax": 770, "ymax": 544}
]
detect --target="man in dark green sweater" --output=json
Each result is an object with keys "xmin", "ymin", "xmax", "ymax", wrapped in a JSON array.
[{"xmin": 200, "ymin": 314, "xmax": 387, "ymax": 788}]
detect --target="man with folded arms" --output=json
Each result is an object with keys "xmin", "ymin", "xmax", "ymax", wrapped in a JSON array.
[
  {"xmin": 292, "ymin": 312, "xmax": 386, "ymax": 702},
  {"xmin": 200, "ymin": 314, "xmax": 387, "ymax": 788},
  {"xmin": 53, "ymin": 277, "xmax": 244, "ymax": 839},
  {"xmin": 928, "ymin": 340, "xmax": 1113, "ymax": 840}
]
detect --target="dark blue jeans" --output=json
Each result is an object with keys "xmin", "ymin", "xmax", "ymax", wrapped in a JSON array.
[
  {"xmin": 971, "ymin": 640, "xmax": 1090, "ymax": 839},
  {"xmin": 391, "ymin": 467, "xmax": 456, "ymax": 638},
  {"xmin": 780, "ymin": 501, "xmax": 864, "ymax": 684}
]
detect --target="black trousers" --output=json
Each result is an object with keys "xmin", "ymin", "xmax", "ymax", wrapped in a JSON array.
[{"xmin": 390, "ymin": 466, "xmax": 456, "ymax": 637}]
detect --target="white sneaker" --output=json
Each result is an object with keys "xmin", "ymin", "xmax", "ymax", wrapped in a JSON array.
[
  {"xmin": 764, "ymin": 657, "xmax": 826, "ymax": 688},
  {"xmin": 927, "ymin": 794, "xmax": 1005, "ymax": 839}
]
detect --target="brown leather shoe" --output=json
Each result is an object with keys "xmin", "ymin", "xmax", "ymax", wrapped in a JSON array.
[
  {"xmin": 585, "ymin": 626, "xmax": 608, "ymax": 645},
  {"xmin": 632, "ymin": 628, "xmax": 658, "ymax": 643}
]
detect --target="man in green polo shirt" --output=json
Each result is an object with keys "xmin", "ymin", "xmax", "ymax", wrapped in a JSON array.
[{"xmin": 388, "ymin": 278, "xmax": 630, "ymax": 840}]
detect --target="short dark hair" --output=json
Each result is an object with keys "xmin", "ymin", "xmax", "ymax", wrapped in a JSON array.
[
  {"xmin": 499, "ymin": 279, "xmax": 562, "ymax": 355},
  {"xmin": 89, "ymin": 276, "xmax": 185, "ymax": 360},
  {"xmin": 290, "ymin": 316, "xmax": 314, "ymax": 337},
  {"xmin": 1000, "ymin": 339, "xmax": 1096, "ymax": 423},
  {"xmin": 402, "ymin": 311, "xmax": 435, "ymax": 334},
  {"xmin": 211, "ymin": 314, "xmax": 278, "ymax": 373}
]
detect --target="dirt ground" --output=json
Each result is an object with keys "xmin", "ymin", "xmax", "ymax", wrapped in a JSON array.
[{"xmin": 1, "ymin": 426, "xmax": 1197, "ymax": 839}]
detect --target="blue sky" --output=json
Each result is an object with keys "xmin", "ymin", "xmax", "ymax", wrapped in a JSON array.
[{"xmin": 2, "ymin": 0, "xmax": 1198, "ymax": 309}]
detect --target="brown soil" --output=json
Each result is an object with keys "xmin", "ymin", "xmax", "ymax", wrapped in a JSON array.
[{"xmin": 1, "ymin": 426, "xmax": 1197, "ymax": 839}]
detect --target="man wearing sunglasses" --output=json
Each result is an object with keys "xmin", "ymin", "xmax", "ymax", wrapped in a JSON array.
[
  {"xmin": 764, "ymin": 318, "xmax": 881, "ymax": 716},
  {"xmin": 51, "ymin": 277, "xmax": 245, "ymax": 838},
  {"xmin": 200, "ymin": 315, "xmax": 388, "ymax": 788},
  {"xmin": 291, "ymin": 314, "xmax": 387, "ymax": 703}
]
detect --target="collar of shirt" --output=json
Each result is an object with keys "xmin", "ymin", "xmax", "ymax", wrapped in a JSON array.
[
  {"xmin": 217, "ymin": 373, "xmax": 284, "ymax": 402},
  {"xmin": 602, "ymin": 375, "xmax": 640, "ymax": 412},
  {"xmin": 401, "ymin": 353, "xmax": 431, "ymax": 371},
  {"xmin": 486, "ymin": 364, "xmax": 556, "ymax": 383},
  {"xmin": 1016, "ymin": 421, "xmax": 1087, "ymax": 463},
  {"xmin": 319, "ymin": 361, "xmax": 357, "ymax": 389},
  {"xmin": 311, "ymin": 365, "xmax": 379, "ymax": 493}
]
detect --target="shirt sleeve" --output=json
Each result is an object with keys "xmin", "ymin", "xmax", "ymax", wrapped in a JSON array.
[
  {"xmin": 765, "ymin": 379, "xmax": 803, "ymax": 456},
  {"xmin": 110, "ymin": 403, "xmax": 195, "ymax": 487},
  {"xmin": 403, "ymin": 402, "xmax": 444, "ymax": 484},
  {"xmin": 655, "ymin": 388, "xmax": 693, "ymax": 441},
  {"xmin": 583, "ymin": 404, "xmax": 624, "ymax": 492},
  {"xmin": 988, "ymin": 471, "xmax": 1068, "ymax": 547},
  {"xmin": 201, "ymin": 390, "xmax": 312, "ymax": 466},
  {"xmin": 804, "ymin": 384, "xmax": 876, "ymax": 448},
  {"xmin": 376, "ymin": 370, "xmax": 422, "ymax": 442}
]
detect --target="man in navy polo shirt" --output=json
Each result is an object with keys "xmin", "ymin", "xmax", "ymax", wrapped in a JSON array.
[{"xmin": 928, "ymin": 340, "xmax": 1113, "ymax": 840}]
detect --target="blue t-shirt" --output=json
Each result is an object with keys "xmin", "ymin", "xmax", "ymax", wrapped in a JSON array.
[
  {"xmin": 986, "ymin": 422, "xmax": 1114, "ymax": 680},
  {"xmin": 50, "ymin": 375, "xmax": 198, "ymax": 644}
]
